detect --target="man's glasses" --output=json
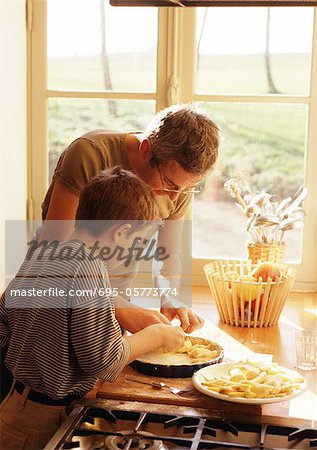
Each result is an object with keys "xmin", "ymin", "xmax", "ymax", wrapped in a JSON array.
[{"xmin": 154, "ymin": 164, "xmax": 203, "ymax": 195}]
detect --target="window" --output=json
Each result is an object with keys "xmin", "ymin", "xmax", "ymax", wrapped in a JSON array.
[
  {"xmin": 28, "ymin": 2, "xmax": 317, "ymax": 289},
  {"xmin": 191, "ymin": 7, "xmax": 317, "ymax": 289},
  {"xmin": 47, "ymin": 0, "xmax": 158, "ymax": 180}
]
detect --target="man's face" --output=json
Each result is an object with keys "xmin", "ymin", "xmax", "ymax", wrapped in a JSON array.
[
  {"xmin": 147, "ymin": 160, "xmax": 202, "ymax": 201},
  {"xmin": 138, "ymin": 139, "xmax": 202, "ymax": 201}
]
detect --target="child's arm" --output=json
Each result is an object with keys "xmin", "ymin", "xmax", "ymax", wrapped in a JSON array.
[
  {"xmin": 70, "ymin": 296, "xmax": 130, "ymax": 382},
  {"xmin": 70, "ymin": 264, "xmax": 184, "ymax": 382},
  {"xmin": 126, "ymin": 324, "xmax": 185, "ymax": 364},
  {"xmin": 70, "ymin": 298, "xmax": 184, "ymax": 381}
]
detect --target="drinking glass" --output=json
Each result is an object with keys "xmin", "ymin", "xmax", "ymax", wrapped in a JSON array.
[{"xmin": 295, "ymin": 330, "xmax": 317, "ymax": 371}]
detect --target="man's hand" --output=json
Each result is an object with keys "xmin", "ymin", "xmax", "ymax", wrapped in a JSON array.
[
  {"xmin": 160, "ymin": 307, "xmax": 204, "ymax": 334},
  {"xmin": 115, "ymin": 305, "xmax": 171, "ymax": 334}
]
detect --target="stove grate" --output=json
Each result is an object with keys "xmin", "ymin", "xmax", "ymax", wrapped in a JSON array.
[
  {"xmin": 288, "ymin": 428, "xmax": 317, "ymax": 441},
  {"xmin": 55, "ymin": 407, "xmax": 316, "ymax": 450},
  {"xmin": 163, "ymin": 416, "xmax": 200, "ymax": 429},
  {"xmin": 205, "ymin": 420, "xmax": 239, "ymax": 437}
]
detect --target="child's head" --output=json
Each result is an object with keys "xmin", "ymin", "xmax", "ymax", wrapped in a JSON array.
[{"xmin": 75, "ymin": 167, "xmax": 159, "ymax": 238}]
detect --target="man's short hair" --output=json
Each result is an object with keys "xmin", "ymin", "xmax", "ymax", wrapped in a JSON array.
[
  {"xmin": 145, "ymin": 104, "xmax": 220, "ymax": 175},
  {"xmin": 75, "ymin": 167, "xmax": 159, "ymax": 236}
]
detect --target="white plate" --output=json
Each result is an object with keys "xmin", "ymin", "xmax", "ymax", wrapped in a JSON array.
[{"xmin": 192, "ymin": 362, "xmax": 307, "ymax": 405}]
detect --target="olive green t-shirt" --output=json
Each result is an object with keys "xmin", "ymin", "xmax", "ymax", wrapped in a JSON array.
[{"xmin": 42, "ymin": 130, "xmax": 192, "ymax": 221}]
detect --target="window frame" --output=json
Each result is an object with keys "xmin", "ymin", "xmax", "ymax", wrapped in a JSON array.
[{"xmin": 28, "ymin": 1, "xmax": 317, "ymax": 289}]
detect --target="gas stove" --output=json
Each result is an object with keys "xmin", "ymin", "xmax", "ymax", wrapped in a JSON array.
[{"xmin": 45, "ymin": 400, "xmax": 317, "ymax": 450}]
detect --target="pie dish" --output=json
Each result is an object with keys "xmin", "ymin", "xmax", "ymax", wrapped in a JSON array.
[{"xmin": 131, "ymin": 336, "xmax": 224, "ymax": 378}]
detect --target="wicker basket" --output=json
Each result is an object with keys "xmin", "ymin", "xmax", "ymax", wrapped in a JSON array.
[
  {"xmin": 204, "ymin": 259, "xmax": 296, "ymax": 328},
  {"xmin": 247, "ymin": 242, "xmax": 286, "ymax": 265}
]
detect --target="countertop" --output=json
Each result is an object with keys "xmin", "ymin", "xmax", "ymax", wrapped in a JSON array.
[{"xmin": 88, "ymin": 288, "xmax": 317, "ymax": 426}]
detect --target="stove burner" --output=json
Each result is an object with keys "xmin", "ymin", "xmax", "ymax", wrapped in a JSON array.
[{"xmin": 105, "ymin": 430, "xmax": 168, "ymax": 450}]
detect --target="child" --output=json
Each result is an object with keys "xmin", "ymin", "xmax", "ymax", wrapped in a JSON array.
[{"xmin": 0, "ymin": 167, "xmax": 185, "ymax": 450}]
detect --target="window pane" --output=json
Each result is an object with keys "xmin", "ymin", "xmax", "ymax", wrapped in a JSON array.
[
  {"xmin": 193, "ymin": 103, "xmax": 307, "ymax": 262},
  {"xmin": 48, "ymin": 98, "xmax": 155, "ymax": 180},
  {"xmin": 47, "ymin": 0, "xmax": 157, "ymax": 92},
  {"xmin": 196, "ymin": 8, "xmax": 313, "ymax": 95}
]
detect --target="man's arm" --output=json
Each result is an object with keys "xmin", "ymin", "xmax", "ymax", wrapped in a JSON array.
[
  {"xmin": 40, "ymin": 137, "xmax": 103, "ymax": 241},
  {"xmin": 39, "ymin": 180, "xmax": 79, "ymax": 241},
  {"xmin": 156, "ymin": 218, "xmax": 204, "ymax": 333}
]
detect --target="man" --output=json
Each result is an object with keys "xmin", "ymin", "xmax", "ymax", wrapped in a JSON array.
[{"xmin": 40, "ymin": 103, "xmax": 220, "ymax": 332}]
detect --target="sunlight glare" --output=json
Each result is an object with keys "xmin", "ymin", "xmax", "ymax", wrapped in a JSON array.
[{"xmin": 304, "ymin": 308, "xmax": 317, "ymax": 317}]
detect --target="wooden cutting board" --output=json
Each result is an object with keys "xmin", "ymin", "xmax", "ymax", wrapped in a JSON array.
[{"xmin": 92, "ymin": 365, "xmax": 262, "ymax": 417}]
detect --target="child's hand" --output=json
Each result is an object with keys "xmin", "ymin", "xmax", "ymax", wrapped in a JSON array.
[
  {"xmin": 126, "ymin": 324, "xmax": 185, "ymax": 363},
  {"xmin": 156, "ymin": 324, "xmax": 185, "ymax": 352}
]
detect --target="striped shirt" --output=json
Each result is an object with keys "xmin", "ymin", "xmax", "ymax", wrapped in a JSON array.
[{"xmin": 0, "ymin": 240, "xmax": 130, "ymax": 400}]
